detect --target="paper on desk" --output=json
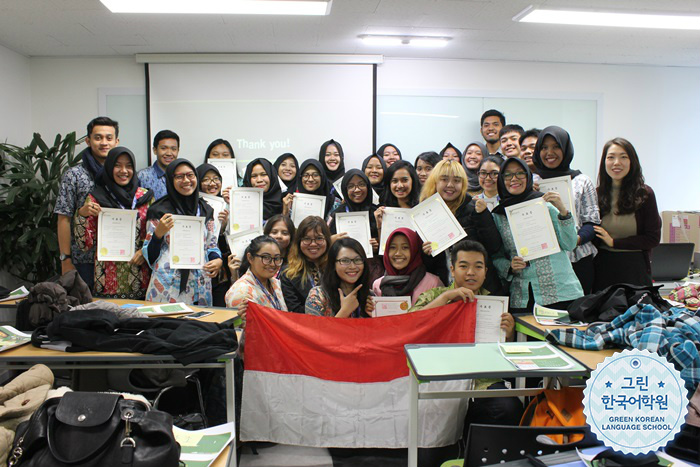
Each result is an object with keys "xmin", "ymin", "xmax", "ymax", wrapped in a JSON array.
[
  {"xmin": 138, "ymin": 302, "xmax": 193, "ymax": 316},
  {"xmin": 8, "ymin": 286, "xmax": 30, "ymax": 300},
  {"xmin": 174, "ymin": 422, "xmax": 235, "ymax": 467},
  {"xmin": 498, "ymin": 342, "xmax": 575, "ymax": 370},
  {"xmin": 533, "ymin": 303, "xmax": 586, "ymax": 327}
]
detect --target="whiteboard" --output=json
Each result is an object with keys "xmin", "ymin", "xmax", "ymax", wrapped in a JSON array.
[{"xmin": 377, "ymin": 93, "xmax": 599, "ymax": 179}]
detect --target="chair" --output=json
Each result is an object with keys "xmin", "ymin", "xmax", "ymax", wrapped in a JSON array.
[{"xmin": 464, "ymin": 424, "xmax": 599, "ymax": 466}]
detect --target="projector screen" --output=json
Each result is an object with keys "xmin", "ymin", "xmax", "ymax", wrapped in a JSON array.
[{"xmin": 147, "ymin": 63, "xmax": 375, "ymax": 175}]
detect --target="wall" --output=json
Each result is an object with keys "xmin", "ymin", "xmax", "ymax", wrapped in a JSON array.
[
  {"xmin": 30, "ymin": 57, "xmax": 144, "ymax": 158},
  {"xmin": 0, "ymin": 44, "xmax": 31, "ymax": 145},
  {"xmin": 11, "ymin": 55, "xmax": 700, "ymax": 212},
  {"xmin": 377, "ymin": 58, "xmax": 700, "ymax": 213}
]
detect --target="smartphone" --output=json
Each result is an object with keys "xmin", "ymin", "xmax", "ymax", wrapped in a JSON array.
[{"xmin": 183, "ymin": 311, "xmax": 214, "ymax": 320}]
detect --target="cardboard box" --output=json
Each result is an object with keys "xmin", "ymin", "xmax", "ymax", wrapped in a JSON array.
[{"xmin": 662, "ymin": 211, "xmax": 700, "ymax": 257}]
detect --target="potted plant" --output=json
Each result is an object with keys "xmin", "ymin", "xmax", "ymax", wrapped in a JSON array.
[{"xmin": 0, "ymin": 132, "xmax": 83, "ymax": 284}]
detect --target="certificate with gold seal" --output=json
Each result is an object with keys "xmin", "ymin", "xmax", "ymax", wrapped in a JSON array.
[
  {"xmin": 410, "ymin": 192, "xmax": 466, "ymax": 257},
  {"xmin": 372, "ymin": 296, "xmax": 411, "ymax": 317},
  {"xmin": 97, "ymin": 207, "xmax": 137, "ymax": 262},
  {"xmin": 505, "ymin": 198, "xmax": 560, "ymax": 262},
  {"xmin": 169, "ymin": 215, "xmax": 205, "ymax": 270}
]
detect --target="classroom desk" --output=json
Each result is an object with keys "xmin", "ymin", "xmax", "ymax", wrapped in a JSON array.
[
  {"xmin": 405, "ymin": 343, "xmax": 590, "ymax": 467},
  {"xmin": 0, "ymin": 298, "xmax": 240, "ymax": 467}
]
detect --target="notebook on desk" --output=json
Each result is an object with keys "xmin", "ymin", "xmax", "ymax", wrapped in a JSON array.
[{"xmin": 651, "ymin": 243, "xmax": 695, "ymax": 294}]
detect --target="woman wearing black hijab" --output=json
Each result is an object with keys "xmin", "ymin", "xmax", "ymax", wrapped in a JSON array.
[
  {"xmin": 439, "ymin": 142, "xmax": 463, "ymax": 164},
  {"xmin": 242, "ymin": 158, "xmax": 283, "ymax": 221},
  {"xmin": 361, "ymin": 154, "xmax": 387, "ymax": 201},
  {"xmin": 74, "ymin": 146, "xmax": 153, "ymax": 298},
  {"xmin": 144, "ymin": 159, "xmax": 223, "ymax": 306},
  {"xmin": 491, "ymin": 158, "xmax": 583, "ymax": 313},
  {"xmin": 463, "ymin": 141, "xmax": 488, "ymax": 196},
  {"xmin": 318, "ymin": 139, "xmax": 345, "ymax": 183},
  {"xmin": 274, "ymin": 153, "xmax": 298, "ymax": 197},
  {"xmin": 328, "ymin": 169, "xmax": 384, "ymax": 281},
  {"xmin": 284, "ymin": 159, "xmax": 340, "ymax": 219},
  {"xmin": 532, "ymin": 125, "xmax": 600, "ymax": 294},
  {"xmin": 377, "ymin": 143, "xmax": 402, "ymax": 167},
  {"xmin": 196, "ymin": 162, "xmax": 235, "ymax": 306}
]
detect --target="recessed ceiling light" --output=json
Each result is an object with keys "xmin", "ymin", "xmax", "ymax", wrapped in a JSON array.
[
  {"xmin": 358, "ymin": 35, "xmax": 451, "ymax": 48},
  {"xmin": 100, "ymin": 0, "xmax": 332, "ymax": 15},
  {"xmin": 514, "ymin": 5, "xmax": 700, "ymax": 30}
]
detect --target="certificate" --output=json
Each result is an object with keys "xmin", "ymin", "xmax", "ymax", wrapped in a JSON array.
[
  {"xmin": 335, "ymin": 211, "xmax": 373, "ymax": 258},
  {"xmin": 291, "ymin": 193, "xmax": 326, "ymax": 227},
  {"xmin": 538, "ymin": 175, "xmax": 578, "ymax": 227},
  {"xmin": 505, "ymin": 198, "xmax": 561, "ymax": 261},
  {"xmin": 97, "ymin": 207, "xmax": 137, "ymax": 262},
  {"xmin": 209, "ymin": 159, "xmax": 237, "ymax": 190},
  {"xmin": 169, "ymin": 215, "xmax": 205, "ymax": 270},
  {"xmin": 378, "ymin": 207, "xmax": 415, "ymax": 255},
  {"xmin": 410, "ymin": 193, "xmax": 467, "ymax": 256},
  {"xmin": 474, "ymin": 295, "xmax": 509, "ymax": 343},
  {"xmin": 199, "ymin": 193, "xmax": 227, "ymax": 238},
  {"xmin": 226, "ymin": 229, "xmax": 262, "ymax": 261},
  {"xmin": 372, "ymin": 296, "xmax": 411, "ymax": 317},
  {"xmin": 229, "ymin": 188, "xmax": 263, "ymax": 237}
]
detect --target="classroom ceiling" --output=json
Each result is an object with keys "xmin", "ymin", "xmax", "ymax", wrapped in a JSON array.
[{"xmin": 0, "ymin": 0, "xmax": 699, "ymax": 66}]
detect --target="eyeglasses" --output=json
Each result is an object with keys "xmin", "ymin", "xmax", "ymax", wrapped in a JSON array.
[
  {"xmin": 202, "ymin": 177, "xmax": 222, "ymax": 184},
  {"xmin": 347, "ymin": 183, "xmax": 367, "ymax": 191},
  {"xmin": 502, "ymin": 171, "xmax": 527, "ymax": 181},
  {"xmin": 302, "ymin": 173, "xmax": 321, "ymax": 180},
  {"xmin": 336, "ymin": 257, "xmax": 363, "ymax": 266},
  {"xmin": 477, "ymin": 171, "xmax": 500, "ymax": 180},
  {"xmin": 253, "ymin": 254, "xmax": 284, "ymax": 266},
  {"xmin": 174, "ymin": 172, "xmax": 196, "ymax": 182},
  {"xmin": 301, "ymin": 236, "xmax": 326, "ymax": 246}
]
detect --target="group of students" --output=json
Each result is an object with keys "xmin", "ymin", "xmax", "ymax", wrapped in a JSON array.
[{"xmin": 55, "ymin": 110, "xmax": 661, "ymax": 329}]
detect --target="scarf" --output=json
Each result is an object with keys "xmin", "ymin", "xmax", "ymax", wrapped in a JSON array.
[
  {"xmin": 196, "ymin": 163, "xmax": 223, "ymax": 196},
  {"xmin": 330, "ymin": 169, "xmax": 378, "ymax": 238},
  {"xmin": 380, "ymin": 228, "xmax": 427, "ymax": 297},
  {"xmin": 463, "ymin": 141, "xmax": 488, "ymax": 192},
  {"xmin": 532, "ymin": 125, "xmax": 582, "ymax": 180},
  {"xmin": 80, "ymin": 147, "xmax": 104, "ymax": 181},
  {"xmin": 492, "ymin": 158, "xmax": 543, "ymax": 215},
  {"xmin": 91, "ymin": 147, "xmax": 152, "ymax": 209},
  {"xmin": 297, "ymin": 159, "xmax": 336, "ymax": 217},
  {"xmin": 439, "ymin": 142, "xmax": 463, "ymax": 164},
  {"xmin": 242, "ymin": 158, "xmax": 283, "ymax": 221},
  {"xmin": 274, "ymin": 153, "xmax": 299, "ymax": 196},
  {"xmin": 318, "ymin": 139, "xmax": 345, "ymax": 183},
  {"xmin": 361, "ymin": 154, "xmax": 387, "ymax": 200}
]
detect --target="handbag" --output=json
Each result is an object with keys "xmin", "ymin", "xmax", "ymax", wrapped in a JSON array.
[{"xmin": 8, "ymin": 392, "xmax": 181, "ymax": 467}]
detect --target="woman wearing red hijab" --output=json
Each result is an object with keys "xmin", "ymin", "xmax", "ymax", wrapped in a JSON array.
[{"xmin": 372, "ymin": 228, "xmax": 443, "ymax": 306}]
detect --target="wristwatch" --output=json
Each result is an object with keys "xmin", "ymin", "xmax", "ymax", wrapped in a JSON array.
[{"xmin": 59, "ymin": 253, "xmax": 71, "ymax": 261}]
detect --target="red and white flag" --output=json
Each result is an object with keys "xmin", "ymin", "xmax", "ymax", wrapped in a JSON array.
[{"xmin": 240, "ymin": 301, "xmax": 476, "ymax": 448}]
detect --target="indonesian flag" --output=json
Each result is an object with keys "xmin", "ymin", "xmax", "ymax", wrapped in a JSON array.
[{"xmin": 240, "ymin": 301, "xmax": 476, "ymax": 448}]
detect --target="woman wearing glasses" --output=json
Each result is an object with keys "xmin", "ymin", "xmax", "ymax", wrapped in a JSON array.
[
  {"xmin": 281, "ymin": 216, "xmax": 331, "ymax": 313},
  {"xmin": 283, "ymin": 159, "xmax": 340, "ymax": 219},
  {"xmin": 533, "ymin": 126, "xmax": 601, "ymax": 294},
  {"xmin": 475, "ymin": 156, "xmax": 503, "ymax": 211},
  {"xmin": 197, "ymin": 163, "xmax": 234, "ymax": 306},
  {"xmin": 491, "ymin": 158, "xmax": 583, "ymax": 314},
  {"xmin": 143, "ymin": 159, "xmax": 223, "ymax": 306},
  {"xmin": 305, "ymin": 238, "xmax": 373, "ymax": 318},
  {"xmin": 226, "ymin": 235, "xmax": 287, "ymax": 325}
]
